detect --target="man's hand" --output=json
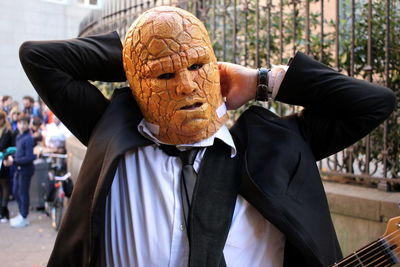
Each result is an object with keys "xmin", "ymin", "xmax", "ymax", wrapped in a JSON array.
[
  {"xmin": 3, "ymin": 155, "xmax": 14, "ymax": 167},
  {"xmin": 218, "ymin": 62, "xmax": 258, "ymax": 110},
  {"xmin": 218, "ymin": 62, "xmax": 288, "ymax": 110}
]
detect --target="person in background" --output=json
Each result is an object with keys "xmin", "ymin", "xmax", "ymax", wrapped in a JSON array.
[
  {"xmin": 1, "ymin": 96, "xmax": 13, "ymax": 114},
  {"xmin": 22, "ymin": 96, "xmax": 34, "ymax": 114},
  {"xmin": 40, "ymin": 102, "xmax": 54, "ymax": 124},
  {"xmin": 10, "ymin": 100, "xmax": 19, "ymax": 111},
  {"xmin": 6, "ymin": 106, "xmax": 20, "ymax": 201},
  {"xmin": 10, "ymin": 114, "xmax": 36, "ymax": 228},
  {"xmin": 43, "ymin": 116, "xmax": 70, "ymax": 154},
  {"xmin": 22, "ymin": 95, "xmax": 41, "ymax": 119},
  {"xmin": 33, "ymin": 100, "xmax": 44, "ymax": 120},
  {"xmin": 30, "ymin": 117, "xmax": 43, "ymax": 146},
  {"xmin": 8, "ymin": 106, "xmax": 21, "ymax": 134},
  {"xmin": 0, "ymin": 110, "xmax": 13, "ymax": 222}
]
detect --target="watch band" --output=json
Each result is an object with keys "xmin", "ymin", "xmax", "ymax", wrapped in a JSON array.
[{"xmin": 255, "ymin": 67, "xmax": 271, "ymax": 101}]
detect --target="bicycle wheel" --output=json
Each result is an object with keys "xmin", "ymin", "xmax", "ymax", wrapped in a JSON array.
[
  {"xmin": 51, "ymin": 196, "xmax": 64, "ymax": 231},
  {"xmin": 54, "ymin": 204, "xmax": 63, "ymax": 231}
]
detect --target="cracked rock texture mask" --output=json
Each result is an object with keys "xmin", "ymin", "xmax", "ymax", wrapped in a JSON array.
[{"xmin": 123, "ymin": 6, "xmax": 227, "ymax": 145}]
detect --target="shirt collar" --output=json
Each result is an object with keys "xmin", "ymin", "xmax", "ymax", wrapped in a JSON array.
[{"xmin": 137, "ymin": 119, "xmax": 237, "ymax": 158}]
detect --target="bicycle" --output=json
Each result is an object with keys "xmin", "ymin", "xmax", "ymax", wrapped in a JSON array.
[
  {"xmin": 47, "ymin": 172, "xmax": 72, "ymax": 230},
  {"xmin": 41, "ymin": 152, "xmax": 73, "ymax": 231}
]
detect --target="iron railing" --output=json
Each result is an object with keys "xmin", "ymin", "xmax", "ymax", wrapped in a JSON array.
[{"xmin": 78, "ymin": 0, "xmax": 400, "ymax": 190}]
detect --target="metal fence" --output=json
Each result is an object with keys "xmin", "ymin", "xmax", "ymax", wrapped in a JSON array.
[{"xmin": 79, "ymin": 0, "xmax": 400, "ymax": 189}]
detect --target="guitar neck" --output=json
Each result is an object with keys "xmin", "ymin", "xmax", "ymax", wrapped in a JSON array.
[{"xmin": 331, "ymin": 236, "xmax": 399, "ymax": 267}]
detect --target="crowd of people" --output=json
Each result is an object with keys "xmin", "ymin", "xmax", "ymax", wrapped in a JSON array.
[{"xmin": 0, "ymin": 94, "xmax": 71, "ymax": 228}]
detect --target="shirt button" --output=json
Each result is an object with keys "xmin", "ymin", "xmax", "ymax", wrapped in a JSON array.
[{"xmin": 179, "ymin": 225, "xmax": 185, "ymax": 231}]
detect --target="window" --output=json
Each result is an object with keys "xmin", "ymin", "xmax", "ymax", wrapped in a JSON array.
[
  {"xmin": 42, "ymin": 0, "xmax": 68, "ymax": 4},
  {"xmin": 77, "ymin": 0, "xmax": 101, "ymax": 7}
]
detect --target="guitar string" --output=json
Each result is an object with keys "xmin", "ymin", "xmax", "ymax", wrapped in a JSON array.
[
  {"xmin": 336, "ymin": 231, "xmax": 393, "ymax": 267},
  {"xmin": 336, "ymin": 228, "xmax": 400, "ymax": 267},
  {"xmin": 365, "ymin": 257, "xmax": 391, "ymax": 267},
  {"xmin": 373, "ymin": 254, "xmax": 396, "ymax": 267},
  {"xmin": 375, "ymin": 261, "xmax": 392, "ymax": 267},
  {"xmin": 365, "ymin": 243, "xmax": 400, "ymax": 267},
  {"xmin": 338, "ymin": 229, "xmax": 400, "ymax": 267},
  {"xmin": 340, "ymin": 230, "xmax": 400, "ymax": 267},
  {"xmin": 338, "ymin": 241, "xmax": 395, "ymax": 267},
  {"xmin": 362, "ymin": 232, "xmax": 400, "ymax": 267}
]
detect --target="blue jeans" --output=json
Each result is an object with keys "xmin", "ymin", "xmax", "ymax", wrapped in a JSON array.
[{"xmin": 14, "ymin": 168, "xmax": 33, "ymax": 218}]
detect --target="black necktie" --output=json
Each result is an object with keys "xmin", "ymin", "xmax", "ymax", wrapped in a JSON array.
[{"xmin": 160, "ymin": 144, "xmax": 200, "ymax": 240}]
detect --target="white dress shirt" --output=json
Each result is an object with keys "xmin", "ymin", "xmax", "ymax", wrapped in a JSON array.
[{"xmin": 104, "ymin": 121, "xmax": 285, "ymax": 267}]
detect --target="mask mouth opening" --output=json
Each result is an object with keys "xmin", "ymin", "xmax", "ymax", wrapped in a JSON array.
[{"xmin": 180, "ymin": 102, "xmax": 203, "ymax": 110}]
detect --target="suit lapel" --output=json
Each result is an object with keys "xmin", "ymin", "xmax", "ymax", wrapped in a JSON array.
[
  {"xmin": 189, "ymin": 139, "xmax": 242, "ymax": 267},
  {"xmin": 87, "ymin": 88, "xmax": 152, "ymax": 266},
  {"xmin": 230, "ymin": 106, "xmax": 324, "ymax": 266},
  {"xmin": 90, "ymin": 88, "xmax": 152, "ymax": 205}
]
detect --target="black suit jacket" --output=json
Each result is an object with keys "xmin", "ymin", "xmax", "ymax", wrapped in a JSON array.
[{"xmin": 19, "ymin": 32, "xmax": 395, "ymax": 267}]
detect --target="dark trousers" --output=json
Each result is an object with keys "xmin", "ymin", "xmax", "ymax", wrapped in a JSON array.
[
  {"xmin": 14, "ymin": 168, "xmax": 33, "ymax": 218},
  {"xmin": 9, "ymin": 165, "xmax": 15, "ymax": 197},
  {"xmin": 0, "ymin": 178, "xmax": 10, "ymax": 208},
  {"xmin": 0, "ymin": 178, "xmax": 10, "ymax": 219}
]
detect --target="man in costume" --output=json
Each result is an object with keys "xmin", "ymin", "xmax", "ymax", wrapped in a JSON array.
[{"xmin": 19, "ymin": 6, "xmax": 395, "ymax": 267}]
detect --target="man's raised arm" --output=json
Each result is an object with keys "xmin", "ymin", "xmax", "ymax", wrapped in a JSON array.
[
  {"xmin": 219, "ymin": 52, "xmax": 396, "ymax": 160},
  {"xmin": 279, "ymin": 52, "xmax": 395, "ymax": 160},
  {"xmin": 19, "ymin": 32, "xmax": 126, "ymax": 146}
]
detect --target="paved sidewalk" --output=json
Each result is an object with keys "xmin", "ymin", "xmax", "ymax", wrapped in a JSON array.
[{"xmin": 0, "ymin": 201, "xmax": 57, "ymax": 267}]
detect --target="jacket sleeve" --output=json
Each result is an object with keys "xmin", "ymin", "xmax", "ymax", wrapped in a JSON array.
[
  {"xmin": 19, "ymin": 32, "xmax": 127, "ymax": 146},
  {"xmin": 276, "ymin": 52, "xmax": 396, "ymax": 161}
]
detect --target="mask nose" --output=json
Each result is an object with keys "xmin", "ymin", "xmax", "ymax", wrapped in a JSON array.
[{"xmin": 176, "ymin": 70, "xmax": 197, "ymax": 96}]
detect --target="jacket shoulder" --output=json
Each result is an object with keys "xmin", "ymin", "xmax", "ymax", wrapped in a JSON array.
[
  {"xmin": 111, "ymin": 87, "xmax": 131, "ymax": 98},
  {"xmin": 230, "ymin": 105, "xmax": 299, "ymax": 148}
]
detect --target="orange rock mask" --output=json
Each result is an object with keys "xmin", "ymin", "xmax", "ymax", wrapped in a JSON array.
[{"xmin": 123, "ymin": 6, "xmax": 227, "ymax": 145}]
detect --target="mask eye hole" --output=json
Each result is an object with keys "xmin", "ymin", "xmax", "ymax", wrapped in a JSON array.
[
  {"xmin": 188, "ymin": 64, "xmax": 203, "ymax": 71},
  {"xmin": 157, "ymin": 73, "xmax": 175, "ymax": 80}
]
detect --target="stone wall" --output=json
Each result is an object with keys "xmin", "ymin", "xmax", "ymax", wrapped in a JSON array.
[
  {"xmin": 65, "ymin": 135, "xmax": 86, "ymax": 185},
  {"xmin": 324, "ymin": 182, "xmax": 400, "ymax": 258}
]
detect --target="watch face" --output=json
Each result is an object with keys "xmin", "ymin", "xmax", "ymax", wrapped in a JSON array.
[
  {"xmin": 122, "ymin": 6, "xmax": 227, "ymax": 145},
  {"xmin": 259, "ymin": 68, "xmax": 269, "ymax": 84}
]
